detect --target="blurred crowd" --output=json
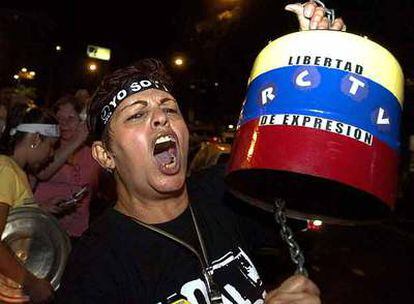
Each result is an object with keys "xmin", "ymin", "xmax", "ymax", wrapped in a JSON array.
[{"xmin": 0, "ymin": 88, "xmax": 116, "ymax": 241}]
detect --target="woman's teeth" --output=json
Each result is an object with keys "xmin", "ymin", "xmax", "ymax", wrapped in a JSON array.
[
  {"xmin": 155, "ymin": 135, "xmax": 175, "ymax": 145},
  {"xmin": 153, "ymin": 134, "xmax": 179, "ymax": 172}
]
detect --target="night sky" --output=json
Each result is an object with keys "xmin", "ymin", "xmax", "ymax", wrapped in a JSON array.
[{"xmin": 0, "ymin": 0, "xmax": 413, "ymax": 126}]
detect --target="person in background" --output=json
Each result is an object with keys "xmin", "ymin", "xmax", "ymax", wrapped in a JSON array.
[
  {"xmin": 73, "ymin": 88, "xmax": 117, "ymax": 220},
  {"xmin": 33, "ymin": 94, "xmax": 102, "ymax": 242},
  {"xmin": 0, "ymin": 88, "xmax": 34, "ymax": 137},
  {"xmin": 0, "ymin": 104, "xmax": 59, "ymax": 303},
  {"xmin": 74, "ymin": 89, "xmax": 91, "ymax": 105}
]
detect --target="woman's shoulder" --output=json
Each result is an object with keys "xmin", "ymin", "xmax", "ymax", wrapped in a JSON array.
[
  {"xmin": 0, "ymin": 154, "xmax": 25, "ymax": 177},
  {"xmin": 0, "ymin": 154, "xmax": 17, "ymax": 167},
  {"xmin": 74, "ymin": 145, "xmax": 101, "ymax": 167},
  {"xmin": 74, "ymin": 145, "xmax": 92, "ymax": 159},
  {"xmin": 71, "ymin": 209, "xmax": 131, "ymax": 254},
  {"xmin": 63, "ymin": 211, "xmax": 120, "ymax": 272},
  {"xmin": 57, "ymin": 216, "xmax": 122, "ymax": 302}
]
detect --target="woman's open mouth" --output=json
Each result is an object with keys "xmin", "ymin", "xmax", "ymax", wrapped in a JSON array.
[{"xmin": 152, "ymin": 133, "xmax": 180, "ymax": 175}]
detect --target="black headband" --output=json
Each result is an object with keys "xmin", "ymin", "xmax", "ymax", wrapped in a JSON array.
[{"xmin": 98, "ymin": 78, "xmax": 170, "ymax": 130}]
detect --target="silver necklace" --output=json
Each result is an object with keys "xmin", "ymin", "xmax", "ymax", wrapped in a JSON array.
[{"xmin": 128, "ymin": 204, "xmax": 223, "ymax": 303}]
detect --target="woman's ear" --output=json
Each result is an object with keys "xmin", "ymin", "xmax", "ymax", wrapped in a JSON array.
[
  {"xmin": 91, "ymin": 141, "xmax": 115, "ymax": 171},
  {"xmin": 29, "ymin": 133, "xmax": 42, "ymax": 149}
]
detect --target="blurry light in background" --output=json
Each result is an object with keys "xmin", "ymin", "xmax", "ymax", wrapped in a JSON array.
[
  {"xmin": 175, "ymin": 58, "xmax": 184, "ymax": 66},
  {"xmin": 15, "ymin": 68, "xmax": 36, "ymax": 80},
  {"xmin": 173, "ymin": 56, "xmax": 185, "ymax": 67},
  {"xmin": 56, "ymin": 45, "xmax": 62, "ymax": 51},
  {"xmin": 219, "ymin": 0, "xmax": 240, "ymax": 4},
  {"xmin": 88, "ymin": 63, "xmax": 97, "ymax": 72},
  {"xmin": 217, "ymin": 10, "xmax": 234, "ymax": 21},
  {"xmin": 307, "ymin": 219, "xmax": 323, "ymax": 231},
  {"xmin": 228, "ymin": 124, "xmax": 234, "ymax": 129},
  {"xmin": 313, "ymin": 219, "xmax": 323, "ymax": 226}
]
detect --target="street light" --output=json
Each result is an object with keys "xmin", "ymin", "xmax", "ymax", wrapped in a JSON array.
[
  {"xmin": 56, "ymin": 45, "xmax": 62, "ymax": 51},
  {"xmin": 88, "ymin": 63, "xmax": 97, "ymax": 72},
  {"xmin": 16, "ymin": 69, "xmax": 36, "ymax": 80},
  {"xmin": 173, "ymin": 56, "xmax": 185, "ymax": 67}
]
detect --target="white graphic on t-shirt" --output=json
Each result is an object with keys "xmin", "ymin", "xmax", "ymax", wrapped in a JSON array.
[
  {"xmin": 168, "ymin": 247, "xmax": 265, "ymax": 304},
  {"xmin": 181, "ymin": 278, "xmax": 209, "ymax": 303},
  {"xmin": 210, "ymin": 248, "xmax": 260, "ymax": 285}
]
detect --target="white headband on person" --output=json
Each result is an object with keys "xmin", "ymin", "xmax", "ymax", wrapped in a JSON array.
[{"xmin": 9, "ymin": 123, "xmax": 60, "ymax": 137}]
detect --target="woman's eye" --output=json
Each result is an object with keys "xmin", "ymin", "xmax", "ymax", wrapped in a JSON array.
[
  {"xmin": 127, "ymin": 112, "xmax": 144, "ymax": 121},
  {"xmin": 164, "ymin": 108, "xmax": 178, "ymax": 114}
]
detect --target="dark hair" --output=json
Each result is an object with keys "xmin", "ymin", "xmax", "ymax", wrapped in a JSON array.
[
  {"xmin": 0, "ymin": 104, "xmax": 57, "ymax": 155},
  {"xmin": 88, "ymin": 58, "xmax": 173, "ymax": 145},
  {"xmin": 53, "ymin": 94, "xmax": 84, "ymax": 115}
]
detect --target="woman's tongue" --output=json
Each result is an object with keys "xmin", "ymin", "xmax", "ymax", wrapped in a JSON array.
[
  {"xmin": 155, "ymin": 150, "xmax": 172, "ymax": 166},
  {"xmin": 154, "ymin": 148, "xmax": 180, "ymax": 175}
]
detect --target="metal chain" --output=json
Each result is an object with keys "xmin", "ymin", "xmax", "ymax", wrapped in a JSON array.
[{"xmin": 274, "ymin": 198, "xmax": 308, "ymax": 277}]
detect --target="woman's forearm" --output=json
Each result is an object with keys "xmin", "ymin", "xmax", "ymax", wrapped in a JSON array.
[
  {"xmin": 35, "ymin": 141, "xmax": 82, "ymax": 181},
  {"xmin": 0, "ymin": 242, "xmax": 38, "ymax": 287}
]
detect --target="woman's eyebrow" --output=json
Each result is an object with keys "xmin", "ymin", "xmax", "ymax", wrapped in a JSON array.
[
  {"xmin": 119, "ymin": 100, "xmax": 148, "ymax": 113},
  {"xmin": 160, "ymin": 97, "xmax": 177, "ymax": 105}
]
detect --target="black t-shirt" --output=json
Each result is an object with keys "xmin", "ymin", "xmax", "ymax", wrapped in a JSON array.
[{"xmin": 55, "ymin": 194, "xmax": 278, "ymax": 304}]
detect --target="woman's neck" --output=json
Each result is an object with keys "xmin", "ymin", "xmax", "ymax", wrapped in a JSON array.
[
  {"xmin": 12, "ymin": 146, "xmax": 27, "ymax": 169},
  {"xmin": 114, "ymin": 183, "xmax": 189, "ymax": 225},
  {"xmin": 60, "ymin": 138, "xmax": 73, "ymax": 147}
]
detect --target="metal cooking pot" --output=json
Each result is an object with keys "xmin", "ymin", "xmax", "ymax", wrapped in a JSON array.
[{"xmin": 0, "ymin": 206, "xmax": 71, "ymax": 303}]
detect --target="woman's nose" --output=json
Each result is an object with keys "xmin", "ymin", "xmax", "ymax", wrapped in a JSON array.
[{"xmin": 151, "ymin": 108, "xmax": 168, "ymax": 129}]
